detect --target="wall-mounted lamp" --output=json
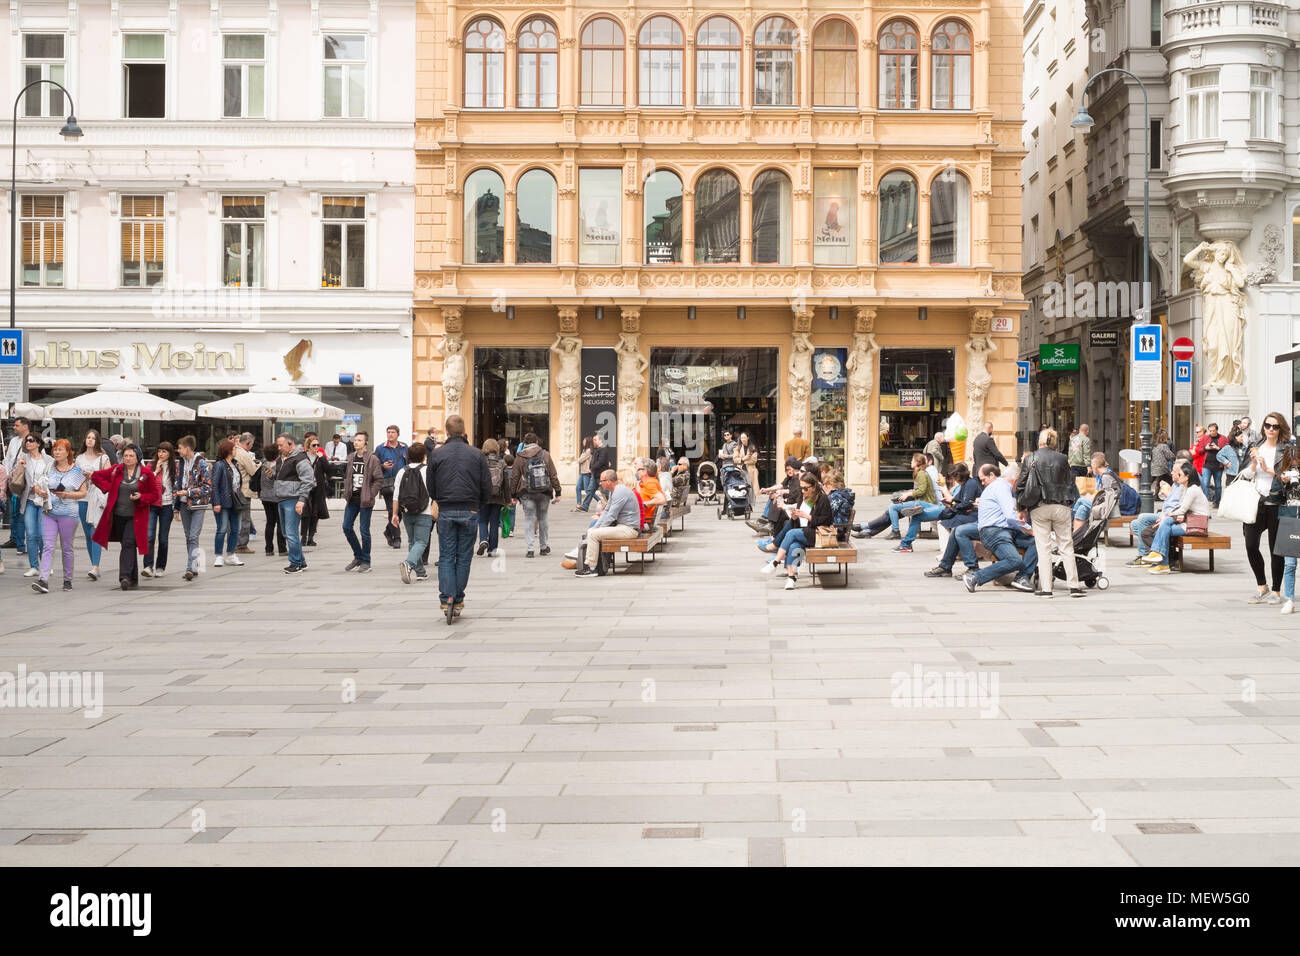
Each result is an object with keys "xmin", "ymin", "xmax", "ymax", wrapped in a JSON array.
[
  {"xmin": 687, "ymin": 306, "xmax": 697, "ymax": 320},
  {"xmin": 506, "ymin": 305, "xmax": 516, "ymax": 320},
  {"xmin": 594, "ymin": 305, "xmax": 605, "ymax": 320},
  {"xmin": 737, "ymin": 306, "xmax": 746, "ymax": 320},
  {"xmin": 828, "ymin": 306, "xmax": 839, "ymax": 321},
  {"xmin": 918, "ymin": 307, "xmax": 928, "ymax": 322}
]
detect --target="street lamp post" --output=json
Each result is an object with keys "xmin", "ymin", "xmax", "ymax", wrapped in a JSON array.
[
  {"xmin": 10, "ymin": 80, "xmax": 82, "ymax": 409},
  {"xmin": 1072, "ymin": 68, "xmax": 1155, "ymax": 514}
]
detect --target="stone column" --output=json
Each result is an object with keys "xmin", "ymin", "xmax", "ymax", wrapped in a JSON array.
[
  {"xmin": 788, "ymin": 310, "xmax": 815, "ymax": 440},
  {"xmin": 847, "ymin": 307, "xmax": 878, "ymax": 493},
  {"xmin": 963, "ymin": 309, "xmax": 995, "ymax": 463},
  {"xmin": 617, "ymin": 307, "xmax": 648, "ymax": 478},
  {"xmin": 552, "ymin": 307, "xmax": 582, "ymax": 486}
]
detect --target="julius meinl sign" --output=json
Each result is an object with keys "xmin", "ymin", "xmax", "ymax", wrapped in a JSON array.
[{"xmin": 1039, "ymin": 343, "xmax": 1080, "ymax": 371}]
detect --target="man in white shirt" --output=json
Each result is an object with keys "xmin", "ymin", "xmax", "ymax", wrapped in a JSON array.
[
  {"xmin": 324, "ymin": 434, "xmax": 349, "ymax": 462},
  {"xmin": 4, "ymin": 416, "xmax": 33, "ymax": 552}
]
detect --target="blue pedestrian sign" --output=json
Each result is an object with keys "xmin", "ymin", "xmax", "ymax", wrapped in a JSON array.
[
  {"xmin": 0, "ymin": 330, "xmax": 21, "ymax": 365},
  {"xmin": 1016, "ymin": 361, "xmax": 1030, "ymax": 384},
  {"xmin": 1174, "ymin": 360, "xmax": 1191, "ymax": 383},
  {"xmin": 1132, "ymin": 324, "xmax": 1161, "ymax": 361}
]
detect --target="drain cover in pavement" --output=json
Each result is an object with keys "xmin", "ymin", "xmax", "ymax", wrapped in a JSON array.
[
  {"xmin": 1136, "ymin": 823, "xmax": 1202, "ymax": 834},
  {"xmin": 550, "ymin": 714, "xmax": 600, "ymax": 724},
  {"xmin": 642, "ymin": 826, "xmax": 701, "ymax": 839}
]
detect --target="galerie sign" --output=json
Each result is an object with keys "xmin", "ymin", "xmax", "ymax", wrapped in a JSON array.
[{"xmin": 31, "ymin": 340, "xmax": 248, "ymax": 372}]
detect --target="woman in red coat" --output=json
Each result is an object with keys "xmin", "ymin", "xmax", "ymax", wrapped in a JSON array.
[{"xmin": 91, "ymin": 444, "xmax": 161, "ymax": 591}]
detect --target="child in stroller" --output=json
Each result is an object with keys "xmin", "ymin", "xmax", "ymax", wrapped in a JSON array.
[{"xmin": 719, "ymin": 463, "xmax": 752, "ymax": 519}]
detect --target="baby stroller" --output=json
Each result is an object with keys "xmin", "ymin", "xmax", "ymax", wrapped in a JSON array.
[
  {"xmin": 1044, "ymin": 482, "xmax": 1116, "ymax": 591},
  {"xmin": 718, "ymin": 462, "xmax": 752, "ymax": 520},
  {"xmin": 696, "ymin": 460, "xmax": 720, "ymax": 505}
]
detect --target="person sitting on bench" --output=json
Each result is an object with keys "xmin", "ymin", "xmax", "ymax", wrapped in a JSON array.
[
  {"xmin": 575, "ymin": 470, "xmax": 642, "ymax": 578},
  {"xmin": 1072, "ymin": 452, "xmax": 1121, "ymax": 532},
  {"xmin": 748, "ymin": 457, "xmax": 803, "ymax": 541},
  {"xmin": 1135, "ymin": 460, "xmax": 1210, "ymax": 574},
  {"xmin": 759, "ymin": 473, "xmax": 834, "ymax": 590}
]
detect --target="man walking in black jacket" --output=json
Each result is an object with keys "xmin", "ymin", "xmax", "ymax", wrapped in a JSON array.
[
  {"xmin": 426, "ymin": 415, "xmax": 491, "ymax": 616},
  {"xmin": 973, "ymin": 421, "xmax": 1008, "ymax": 471},
  {"xmin": 581, "ymin": 433, "xmax": 612, "ymax": 511}
]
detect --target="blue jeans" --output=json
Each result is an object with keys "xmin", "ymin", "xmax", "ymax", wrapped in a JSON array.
[
  {"xmin": 213, "ymin": 508, "xmax": 240, "ymax": 556},
  {"xmin": 77, "ymin": 500, "xmax": 103, "ymax": 565},
  {"xmin": 436, "ymin": 509, "xmax": 477, "ymax": 606},
  {"xmin": 939, "ymin": 520, "xmax": 980, "ymax": 571},
  {"xmin": 775, "ymin": 526, "xmax": 808, "ymax": 568},
  {"xmin": 576, "ymin": 473, "xmax": 593, "ymax": 505},
  {"xmin": 402, "ymin": 513, "xmax": 433, "ymax": 575},
  {"xmin": 1148, "ymin": 516, "xmax": 1187, "ymax": 561},
  {"xmin": 478, "ymin": 503, "xmax": 502, "ymax": 551},
  {"xmin": 902, "ymin": 503, "xmax": 948, "ymax": 545},
  {"xmin": 145, "ymin": 504, "xmax": 173, "ymax": 570},
  {"xmin": 10, "ymin": 494, "xmax": 24, "ymax": 551},
  {"xmin": 177, "ymin": 503, "xmax": 205, "ymax": 572},
  {"xmin": 1284, "ymin": 556, "xmax": 1296, "ymax": 601},
  {"xmin": 974, "ymin": 527, "xmax": 1037, "ymax": 586},
  {"xmin": 342, "ymin": 500, "xmax": 372, "ymax": 563},
  {"xmin": 581, "ymin": 478, "xmax": 604, "ymax": 511},
  {"xmin": 1203, "ymin": 468, "xmax": 1223, "ymax": 506},
  {"xmin": 1072, "ymin": 499, "xmax": 1092, "ymax": 521},
  {"xmin": 278, "ymin": 499, "xmax": 305, "ymax": 567},
  {"xmin": 24, "ymin": 501, "xmax": 44, "ymax": 569},
  {"xmin": 1130, "ymin": 513, "xmax": 1161, "ymax": 555}
]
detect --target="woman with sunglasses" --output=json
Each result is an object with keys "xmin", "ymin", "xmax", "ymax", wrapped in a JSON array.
[
  {"xmin": 1240, "ymin": 412, "xmax": 1291, "ymax": 604},
  {"xmin": 10, "ymin": 434, "xmax": 54, "ymax": 577},
  {"xmin": 759, "ymin": 474, "xmax": 833, "ymax": 590}
]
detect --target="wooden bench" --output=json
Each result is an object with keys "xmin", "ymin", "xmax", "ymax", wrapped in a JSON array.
[
  {"xmin": 804, "ymin": 547, "xmax": 858, "ymax": 588},
  {"xmin": 662, "ymin": 503, "xmax": 691, "ymax": 536},
  {"xmin": 600, "ymin": 528, "xmax": 665, "ymax": 573},
  {"xmin": 1107, "ymin": 513, "xmax": 1138, "ymax": 546},
  {"xmin": 1170, "ymin": 534, "xmax": 1231, "ymax": 571}
]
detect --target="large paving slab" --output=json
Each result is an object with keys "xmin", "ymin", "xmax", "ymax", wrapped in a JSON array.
[{"xmin": 0, "ymin": 495, "xmax": 1297, "ymax": 865}]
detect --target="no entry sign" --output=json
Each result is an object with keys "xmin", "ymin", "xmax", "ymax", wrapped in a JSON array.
[{"xmin": 1171, "ymin": 337, "xmax": 1195, "ymax": 361}]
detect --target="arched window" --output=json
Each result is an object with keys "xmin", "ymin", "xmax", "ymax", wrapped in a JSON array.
[
  {"xmin": 639, "ymin": 16, "xmax": 684, "ymax": 106},
  {"xmin": 696, "ymin": 17, "xmax": 740, "ymax": 107},
  {"xmin": 931, "ymin": 20, "xmax": 972, "ymax": 110},
  {"xmin": 813, "ymin": 19, "xmax": 856, "ymax": 107},
  {"xmin": 754, "ymin": 17, "xmax": 797, "ymax": 107},
  {"xmin": 517, "ymin": 169, "xmax": 556, "ymax": 264},
  {"xmin": 464, "ymin": 169, "xmax": 505, "ymax": 264},
  {"xmin": 929, "ymin": 171, "xmax": 970, "ymax": 265},
  {"xmin": 517, "ymin": 17, "xmax": 558, "ymax": 108},
  {"xmin": 581, "ymin": 17, "xmax": 624, "ymax": 106},
  {"xmin": 464, "ymin": 18, "xmax": 505, "ymax": 109},
  {"xmin": 813, "ymin": 168, "xmax": 855, "ymax": 265},
  {"xmin": 752, "ymin": 170, "xmax": 792, "ymax": 265},
  {"xmin": 694, "ymin": 169, "xmax": 740, "ymax": 263},
  {"xmin": 878, "ymin": 20, "xmax": 918, "ymax": 110},
  {"xmin": 878, "ymin": 170, "xmax": 918, "ymax": 264},
  {"xmin": 643, "ymin": 170, "xmax": 683, "ymax": 263}
]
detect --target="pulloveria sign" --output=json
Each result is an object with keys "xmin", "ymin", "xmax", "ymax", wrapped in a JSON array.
[
  {"xmin": 31, "ymin": 341, "xmax": 247, "ymax": 372},
  {"xmin": 1039, "ymin": 343, "xmax": 1080, "ymax": 371}
]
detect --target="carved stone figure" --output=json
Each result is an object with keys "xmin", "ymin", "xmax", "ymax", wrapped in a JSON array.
[
  {"xmin": 616, "ymin": 333, "xmax": 649, "ymax": 462},
  {"xmin": 438, "ymin": 332, "xmax": 468, "ymax": 416},
  {"xmin": 846, "ymin": 333, "xmax": 878, "ymax": 466},
  {"xmin": 1183, "ymin": 240, "xmax": 1246, "ymax": 389},
  {"xmin": 788, "ymin": 332, "xmax": 815, "ymax": 431},
  {"xmin": 964, "ymin": 333, "xmax": 994, "ymax": 442},
  {"xmin": 551, "ymin": 334, "xmax": 582, "ymax": 464}
]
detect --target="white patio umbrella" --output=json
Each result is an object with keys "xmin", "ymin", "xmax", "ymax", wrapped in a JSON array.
[
  {"xmin": 44, "ymin": 376, "xmax": 196, "ymax": 421},
  {"xmin": 197, "ymin": 378, "xmax": 344, "ymax": 420}
]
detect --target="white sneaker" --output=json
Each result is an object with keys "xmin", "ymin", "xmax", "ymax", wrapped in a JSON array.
[
  {"xmin": 760, "ymin": 560, "xmax": 777, "ymax": 575},
  {"xmin": 142, "ymin": 567, "xmax": 154, "ymax": 578},
  {"xmin": 784, "ymin": 577, "xmax": 796, "ymax": 590},
  {"xmin": 225, "ymin": 556, "xmax": 244, "ymax": 567},
  {"xmin": 23, "ymin": 568, "xmax": 39, "ymax": 577},
  {"xmin": 1282, "ymin": 600, "xmax": 1295, "ymax": 615},
  {"xmin": 153, "ymin": 569, "xmax": 166, "ymax": 577},
  {"xmin": 213, "ymin": 556, "xmax": 224, "ymax": 567},
  {"xmin": 490, "ymin": 548, "xmax": 502, "ymax": 557}
]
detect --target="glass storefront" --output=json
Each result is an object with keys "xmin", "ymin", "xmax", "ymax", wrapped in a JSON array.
[
  {"xmin": 649, "ymin": 347, "xmax": 778, "ymax": 486},
  {"xmin": 811, "ymin": 348, "xmax": 848, "ymax": 470},
  {"xmin": 878, "ymin": 347, "xmax": 955, "ymax": 491},
  {"xmin": 474, "ymin": 347, "xmax": 550, "ymax": 449},
  {"xmin": 31, "ymin": 385, "xmax": 374, "ymax": 459}
]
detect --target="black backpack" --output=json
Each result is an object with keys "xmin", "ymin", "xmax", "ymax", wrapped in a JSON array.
[
  {"xmin": 525, "ymin": 452, "xmax": 551, "ymax": 495},
  {"xmin": 398, "ymin": 466, "xmax": 429, "ymax": 515}
]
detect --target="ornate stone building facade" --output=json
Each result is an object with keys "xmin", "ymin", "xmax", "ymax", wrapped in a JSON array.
[{"xmin": 415, "ymin": 0, "xmax": 1026, "ymax": 492}]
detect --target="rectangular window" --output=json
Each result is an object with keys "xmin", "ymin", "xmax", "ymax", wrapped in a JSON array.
[
  {"xmin": 123, "ymin": 33, "xmax": 166, "ymax": 119},
  {"xmin": 1250, "ymin": 70, "xmax": 1276, "ymax": 140},
  {"xmin": 323, "ymin": 34, "xmax": 365, "ymax": 118},
  {"xmin": 578, "ymin": 169, "xmax": 622, "ymax": 265},
  {"xmin": 1151, "ymin": 0, "xmax": 1162, "ymax": 46},
  {"xmin": 20, "ymin": 195, "xmax": 64, "ymax": 288},
  {"xmin": 813, "ymin": 168, "xmax": 855, "ymax": 266},
  {"xmin": 222, "ymin": 196, "xmax": 265, "ymax": 288},
  {"xmin": 22, "ymin": 34, "xmax": 65, "ymax": 118},
  {"xmin": 223, "ymin": 35, "xmax": 266, "ymax": 118},
  {"xmin": 1186, "ymin": 70, "xmax": 1219, "ymax": 141},
  {"xmin": 121, "ymin": 195, "xmax": 165, "ymax": 287},
  {"xmin": 1150, "ymin": 119, "xmax": 1162, "ymax": 170},
  {"xmin": 321, "ymin": 196, "xmax": 365, "ymax": 288}
]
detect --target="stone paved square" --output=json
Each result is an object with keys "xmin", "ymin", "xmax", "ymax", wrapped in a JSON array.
[{"xmin": 1, "ymin": 499, "xmax": 1298, "ymax": 866}]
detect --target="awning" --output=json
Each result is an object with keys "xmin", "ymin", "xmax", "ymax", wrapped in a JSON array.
[
  {"xmin": 725, "ymin": 413, "xmax": 767, "ymax": 425},
  {"xmin": 1274, "ymin": 348, "xmax": 1300, "ymax": 365}
]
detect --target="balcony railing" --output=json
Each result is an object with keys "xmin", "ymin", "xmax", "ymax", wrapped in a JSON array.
[{"xmin": 1167, "ymin": 0, "xmax": 1286, "ymax": 40}]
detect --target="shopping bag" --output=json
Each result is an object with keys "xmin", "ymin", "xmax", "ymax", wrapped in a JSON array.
[
  {"xmin": 501, "ymin": 504, "xmax": 514, "ymax": 537},
  {"xmin": 1276, "ymin": 516, "xmax": 1300, "ymax": 558}
]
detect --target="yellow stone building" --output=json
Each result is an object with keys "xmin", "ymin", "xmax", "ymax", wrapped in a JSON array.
[{"xmin": 415, "ymin": 0, "xmax": 1025, "ymax": 492}]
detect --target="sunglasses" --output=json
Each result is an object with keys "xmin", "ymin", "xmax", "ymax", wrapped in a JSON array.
[{"xmin": 1264, "ymin": 422, "xmax": 1281, "ymax": 430}]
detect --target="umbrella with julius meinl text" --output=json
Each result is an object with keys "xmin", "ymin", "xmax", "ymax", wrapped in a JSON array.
[
  {"xmin": 195, "ymin": 379, "xmax": 345, "ymax": 421},
  {"xmin": 44, "ymin": 376, "xmax": 196, "ymax": 421}
]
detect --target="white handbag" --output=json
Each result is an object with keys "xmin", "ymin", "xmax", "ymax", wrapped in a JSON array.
[
  {"xmin": 84, "ymin": 455, "xmax": 109, "ymax": 525},
  {"xmin": 1218, "ymin": 472, "xmax": 1262, "ymax": 524}
]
